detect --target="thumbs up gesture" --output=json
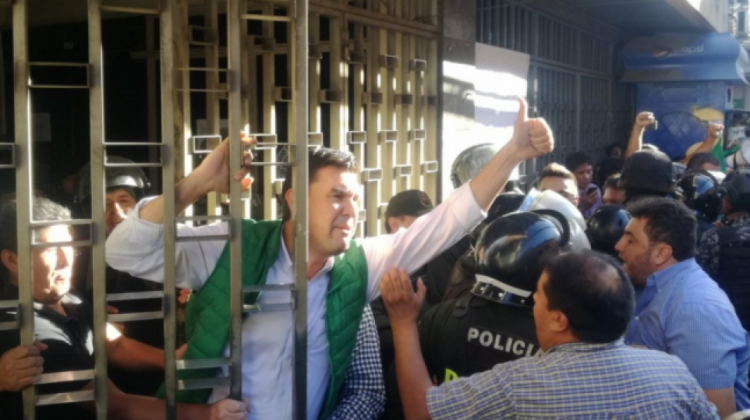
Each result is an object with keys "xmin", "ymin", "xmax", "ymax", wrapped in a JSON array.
[{"xmin": 510, "ymin": 98, "xmax": 554, "ymax": 161}]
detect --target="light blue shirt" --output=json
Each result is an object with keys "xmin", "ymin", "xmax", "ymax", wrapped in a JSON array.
[
  {"xmin": 625, "ymin": 258, "xmax": 750, "ymax": 410},
  {"xmin": 106, "ymin": 183, "xmax": 484, "ymax": 420}
]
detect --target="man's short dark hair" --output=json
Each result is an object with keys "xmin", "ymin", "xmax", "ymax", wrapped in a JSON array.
[
  {"xmin": 606, "ymin": 143, "xmax": 624, "ymax": 157},
  {"xmin": 538, "ymin": 163, "xmax": 577, "ymax": 187},
  {"xmin": 687, "ymin": 152, "xmax": 720, "ymax": 171},
  {"xmin": 279, "ymin": 147, "xmax": 357, "ymax": 221},
  {"xmin": 604, "ymin": 174, "xmax": 622, "ymax": 191},
  {"xmin": 564, "ymin": 152, "xmax": 594, "ymax": 173},
  {"xmin": 627, "ymin": 198, "xmax": 697, "ymax": 261},
  {"xmin": 544, "ymin": 251, "xmax": 635, "ymax": 344}
]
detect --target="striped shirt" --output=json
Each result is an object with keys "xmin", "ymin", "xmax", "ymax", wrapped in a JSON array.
[
  {"xmin": 625, "ymin": 258, "xmax": 750, "ymax": 410},
  {"xmin": 426, "ymin": 340, "xmax": 719, "ymax": 420}
]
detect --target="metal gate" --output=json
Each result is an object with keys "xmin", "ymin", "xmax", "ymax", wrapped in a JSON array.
[
  {"xmin": 0, "ymin": 0, "xmax": 439, "ymax": 418},
  {"xmin": 476, "ymin": 0, "xmax": 634, "ymax": 180}
]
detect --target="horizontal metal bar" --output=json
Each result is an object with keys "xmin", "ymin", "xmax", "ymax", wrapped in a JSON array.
[
  {"xmin": 409, "ymin": 129, "xmax": 426, "ymax": 141},
  {"xmin": 249, "ymin": 162, "xmax": 292, "ymax": 167},
  {"xmin": 36, "ymin": 390, "xmax": 94, "ymax": 406},
  {"xmin": 108, "ymin": 311, "xmax": 163, "ymax": 322},
  {"xmin": 421, "ymin": 161, "xmax": 439, "ymax": 174},
  {"xmin": 100, "ymin": 5, "xmax": 160, "ymax": 15},
  {"xmin": 103, "ymin": 142, "xmax": 162, "ymax": 147},
  {"xmin": 191, "ymin": 135, "xmax": 223, "ymax": 154},
  {"xmin": 241, "ymin": 14, "xmax": 291, "ymax": 22},
  {"xmin": 242, "ymin": 284, "xmax": 295, "ymax": 293},
  {"xmin": 37, "ymin": 370, "xmax": 95, "ymax": 385},
  {"xmin": 30, "ymin": 240, "xmax": 92, "ymax": 249},
  {"xmin": 176, "ymin": 215, "xmax": 232, "ymax": 223},
  {"xmin": 0, "ymin": 300, "xmax": 19, "ymax": 309},
  {"xmin": 243, "ymin": 302, "xmax": 295, "ymax": 314},
  {"xmin": 30, "ymin": 219, "xmax": 92, "ymax": 227},
  {"xmin": 176, "ymin": 358, "xmax": 230, "ymax": 371},
  {"xmin": 175, "ymin": 234, "xmax": 231, "ymax": 242},
  {"xmin": 394, "ymin": 165, "xmax": 413, "ymax": 177},
  {"xmin": 347, "ymin": 131, "xmax": 367, "ymax": 145},
  {"xmin": 105, "ymin": 162, "xmax": 163, "ymax": 168},
  {"xmin": 378, "ymin": 130, "xmax": 397, "ymax": 143},
  {"xmin": 106, "ymin": 291, "xmax": 164, "ymax": 302},
  {"xmin": 176, "ymin": 67, "xmax": 227, "ymax": 72},
  {"xmin": 0, "ymin": 321, "xmax": 18, "ymax": 331},
  {"xmin": 177, "ymin": 377, "xmax": 230, "ymax": 391},
  {"xmin": 28, "ymin": 84, "xmax": 89, "ymax": 90},
  {"xmin": 175, "ymin": 88, "xmax": 228, "ymax": 93},
  {"xmin": 362, "ymin": 168, "xmax": 383, "ymax": 182},
  {"xmin": 29, "ymin": 62, "xmax": 88, "ymax": 68}
]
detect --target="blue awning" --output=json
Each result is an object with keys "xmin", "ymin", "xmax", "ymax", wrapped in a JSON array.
[{"xmin": 621, "ymin": 33, "xmax": 749, "ymax": 84}]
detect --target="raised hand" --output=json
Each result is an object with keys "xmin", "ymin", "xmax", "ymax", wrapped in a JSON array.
[
  {"xmin": 379, "ymin": 268, "xmax": 425, "ymax": 326},
  {"xmin": 707, "ymin": 123, "xmax": 724, "ymax": 140},
  {"xmin": 510, "ymin": 98, "xmax": 554, "ymax": 161},
  {"xmin": 633, "ymin": 112, "xmax": 655, "ymax": 130},
  {"xmin": 191, "ymin": 132, "xmax": 256, "ymax": 195}
]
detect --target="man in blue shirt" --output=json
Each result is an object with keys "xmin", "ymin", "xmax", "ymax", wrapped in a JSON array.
[{"xmin": 616, "ymin": 197, "xmax": 750, "ymax": 418}]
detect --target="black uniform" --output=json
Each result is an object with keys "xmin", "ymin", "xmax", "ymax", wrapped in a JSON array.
[
  {"xmin": 0, "ymin": 293, "xmax": 96, "ymax": 420},
  {"xmin": 382, "ymin": 293, "xmax": 539, "ymax": 419}
]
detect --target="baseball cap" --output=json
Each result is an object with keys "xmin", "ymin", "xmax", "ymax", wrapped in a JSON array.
[
  {"xmin": 385, "ymin": 190, "xmax": 434, "ymax": 219},
  {"xmin": 618, "ymin": 150, "xmax": 676, "ymax": 194}
]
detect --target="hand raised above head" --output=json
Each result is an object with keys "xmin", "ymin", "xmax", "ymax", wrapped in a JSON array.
[
  {"xmin": 379, "ymin": 268, "xmax": 425, "ymax": 326},
  {"xmin": 707, "ymin": 123, "xmax": 724, "ymax": 140},
  {"xmin": 509, "ymin": 98, "xmax": 554, "ymax": 161},
  {"xmin": 192, "ymin": 132, "xmax": 256, "ymax": 195},
  {"xmin": 634, "ymin": 111, "xmax": 655, "ymax": 129}
]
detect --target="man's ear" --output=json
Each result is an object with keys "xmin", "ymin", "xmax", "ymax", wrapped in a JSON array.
[
  {"xmin": 653, "ymin": 243, "xmax": 674, "ymax": 266},
  {"xmin": 0, "ymin": 250, "xmax": 19, "ymax": 286},
  {"xmin": 549, "ymin": 310, "xmax": 570, "ymax": 334}
]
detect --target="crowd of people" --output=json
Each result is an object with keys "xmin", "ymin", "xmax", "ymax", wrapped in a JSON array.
[{"xmin": 1, "ymin": 102, "xmax": 750, "ymax": 420}]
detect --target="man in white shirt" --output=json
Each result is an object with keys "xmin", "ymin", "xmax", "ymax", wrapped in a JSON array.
[{"xmin": 105, "ymin": 99, "xmax": 553, "ymax": 419}]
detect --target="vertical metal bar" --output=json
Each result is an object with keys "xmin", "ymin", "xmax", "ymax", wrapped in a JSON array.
[
  {"xmin": 380, "ymin": 0, "xmax": 395, "ymax": 208},
  {"xmin": 12, "ymin": 1, "xmax": 35, "ymax": 418},
  {"xmin": 205, "ymin": 0, "xmax": 222, "ymax": 217},
  {"xmin": 309, "ymin": 13, "xmax": 321, "ymax": 137},
  {"xmin": 226, "ymin": 0, "xmax": 245, "ymax": 402},
  {"xmin": 179, "ymin": 1, "xmax": 194, "ymax": 225},
  {"xmin": 146, "ymin": 16, "xmax": 160, "ymax": 191},
  {"xmin": 365, "ymin": 5, "xmax": 381, "ymax": 235},
  {"xmin": 159, "ymin": 1, "xmax": 178, "ymax": 418},
  {"xmin": 262, "ymin": 4, "xmax": 277, "ymax": 219},
  {"xmin": 425, "ymin": 0, "xmax": 438, "ymax": 200},
  {"xmin": 292, "ymin": 1, "xmax": 310, "ymax": 419},
  {"xmin": 87, "ymin": 1, "xmax": 108, "ymax": 418},
  {"xmin": 328, "ymin": 15, "xmax": 345, "ymax": 150},
  {"xmin": 0, "ymin": 32, "xmax": 6, "ymax": 137}
]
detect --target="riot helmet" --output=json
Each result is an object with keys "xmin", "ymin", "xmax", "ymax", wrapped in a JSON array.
[
  {"xmin": 677, "ymin": 170, "xmax": 722, "ymax": 223},
  {"xmin": 450, "ymin": 144, "xmax": 499, "ymax": 188},
  {"xmin": 719, "ymin": 169, "xmax": 750, "ymax": 212},
  {"xmin": 75, "ymin": 157, "xmax": 150, "ymax": 217},
  {"xmin": 527, "ymin": 189, "xmax": 591, "ymax": 251},
  {"xmin": 619, "ymin": 150, "xmax": 676, "ymax": 196},
  {"xmin": 471, "ymin": 210, "xmax": 571, "ymax": 307},
  {"xmin": 586, "ymin": 205, "xmax": 631, "ymax": 257}
]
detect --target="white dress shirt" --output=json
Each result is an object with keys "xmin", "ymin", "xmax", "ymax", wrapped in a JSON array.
[{"xmin": 105, "ymin": 183, "xmax": 484, "ymax": 420}]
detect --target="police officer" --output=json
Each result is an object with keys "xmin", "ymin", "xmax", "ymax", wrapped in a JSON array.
[
  {"xmin": 383, "ymin": 210, "xmax": 571, "ymax": 419},
  {"xmin": 75, "ymin": 157, "xmax": 167, "ymax": 395},
  {"xmin": 697, "ymin": 170, "xmax": 750, "ymax": 331},
  {"xmin": 586, "ymin": 205, "xmax": 631, "ymax": 258},
  {"xmin": 450, "ymin": 144, "xmax": 499, "ymax": 189},
  {"xmin": 618, "ymin": 149, "xmax": 677, "ymax": 204},
  {"xmin": 677, "ymin": 169, "xmax": 722, "ymax": 239}
]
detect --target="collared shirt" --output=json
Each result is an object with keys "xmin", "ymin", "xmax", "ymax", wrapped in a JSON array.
[
  {"xmin": 329, "ymin": 305, "xmax": 384, "ymax": 420},
  {"xmin": 697, "ymin": 213, "xmax": 750, "ymax": 276},
  {"xmin": 106, "ymin": 183, "xmax": 483, "ymax": 420},
  {"xmin": 426, "ymin": 340, "xmax": 719, "ymax": 420},
  {"xmin": 625, "ymin": 258, "xmax": 750, "ymax": 410},
  {"xmin": 0, "ymin": 293, "xmax": 96, "ymax": 420}
]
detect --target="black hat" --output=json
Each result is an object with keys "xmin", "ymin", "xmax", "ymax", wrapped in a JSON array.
[
  {"xmin": 619, "ymin": 150, "xmax": 676, "ymax": 194},
  {"xmin": 385, "ymin": 190, "xmax": 434, "ymax": 220},
  {"xmin": 586, "ymin": 205, "xmax": 631, "ymax": 257}
]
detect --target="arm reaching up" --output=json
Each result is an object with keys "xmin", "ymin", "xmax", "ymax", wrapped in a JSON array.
[{"xmin": 625, "ymin": 112, "xmax": 655, "ymax": 158}]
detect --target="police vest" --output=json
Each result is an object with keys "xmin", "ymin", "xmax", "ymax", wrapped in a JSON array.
[
  {"xmin": 715, "ymin": 226, "xmax": 750, "ymax": 330},
  {"xmin": 421, "ymin": 294, "xmax": 540, "ymax": 383}
]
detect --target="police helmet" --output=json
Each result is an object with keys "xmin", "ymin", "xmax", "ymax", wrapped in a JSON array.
[
  {"xmin": 677, "ymin": 170, "xmax": 722, "ymax": 223},
  {"xmin": 719, "ymin": 169, "xmax": 750, "ymax": 212},
  {"xmin": 586, "ymin": 205, "xmax": 631, "ymax": 257},
  {"xmin": 672, "ymin": 162, "xmax": 687, "ymax": 182},
  {"xmin": 450, "ymin": 144, "xmax": 499, "ymax": 189},
  {"xmin": 527, "ymin": 190, "xmax": 591, "ymax": 251},
  {"xmin": 472, "ymin": 210, "xmax": 571, "ymax": 307},
  {"xmin": 75, "ymin": 156, "xmax": 150, "ymax": 205}
]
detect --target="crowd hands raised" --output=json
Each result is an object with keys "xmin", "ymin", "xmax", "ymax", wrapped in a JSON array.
[{"xmin": 2, "ymin": 99, "xmax": 750, "ymax": 420}]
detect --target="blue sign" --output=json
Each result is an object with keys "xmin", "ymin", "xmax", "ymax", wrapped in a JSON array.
[{"xmin": 622, "ymin": 33, "xmax": 749, "ymax": 84}]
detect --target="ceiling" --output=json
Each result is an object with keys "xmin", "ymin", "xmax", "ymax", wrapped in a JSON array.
[{"xmin": 553, "ymin": 0, "xmax": 715, "ymax": 35}]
